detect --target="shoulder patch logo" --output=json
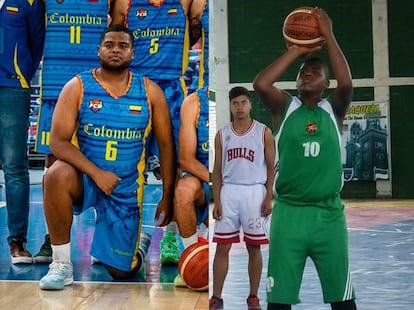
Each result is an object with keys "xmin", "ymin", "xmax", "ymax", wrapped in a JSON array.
[
  {"xmin": 89, "ymin": 99, "xmax": 103, "ymax": 113},
  {"xmin": 306, "ymin": 122, "xmax": 317, "ymax": 134},
  {"xmin": 136, "ymin": 9, "xmax": 147, "ymax": 19}
]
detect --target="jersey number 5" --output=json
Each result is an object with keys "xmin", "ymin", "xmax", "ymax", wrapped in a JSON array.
[{"xmin": 149, "ymin": 38, "xmax": 159, "ymax": 54}]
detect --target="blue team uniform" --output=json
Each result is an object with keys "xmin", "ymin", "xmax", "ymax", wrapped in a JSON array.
[
  {"xmin": 126, "ymin": 0, "xmax": 189, "ymax": 154},
  {"xmin": 36, "ymin": 0, "xmax": 109, "ymax": 154},
  {"xmin": 197, "ymin": 0, "xmax": 208, "ymax": 89},
  {"xmin": 0, "ymin": 0, "xmax": 45, "ymax": 89},
  {"xmin": 74, "ymin": 69, "xmax": 152, "ymax": 272}
]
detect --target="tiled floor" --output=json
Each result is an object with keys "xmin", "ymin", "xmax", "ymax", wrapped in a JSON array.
[{"xmin": 209, "ymin": 200, "xmax": 414, "ymax": 310}]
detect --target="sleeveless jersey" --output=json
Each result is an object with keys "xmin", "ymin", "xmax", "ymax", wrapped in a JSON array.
[
  {"xmin": 126, "ymin": 0, "xmax": 189, "ymax": 80},
  {"xmin": 219, "ymin": 120, "xmax": 268, "ymax": 185},
  {"xmin": 197, "ymin": 0, "xmax": 208, "ymax": 89},
  {"xmin": 75, "ymin": 69, "xmax": 152, "ymax": 196},
  {"xmin": 275, "ymin": 96, "xmax": 343, "ymax": 206},
  {"xmin": 42, "ymin": 0, "xmax": 108, "ymax": 99},
  {"xmin": 194, "ymin": 86, "xmax": 209, "ymax": 168}
]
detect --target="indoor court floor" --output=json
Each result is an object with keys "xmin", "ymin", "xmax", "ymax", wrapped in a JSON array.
[
  {"xmin": 0, "ymin": 169, "xmax": 207, "ymax": 309},
  {"xmin": 208, "ymin": 199, "xmax": 414, "ymax": 310},
  {"xmin": 1, "ymin": 169, "xmax": 414, "ymax": 309}
]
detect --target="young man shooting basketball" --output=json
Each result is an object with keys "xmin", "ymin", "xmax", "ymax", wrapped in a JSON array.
[{"xmin": 253, "ymin": 8, "xmax": 357, "ymax": 310}]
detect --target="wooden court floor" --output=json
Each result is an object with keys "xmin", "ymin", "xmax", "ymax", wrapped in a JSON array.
[{"xmin": 0, "ymin": 175, "xmax": 208, "ymax": 310}]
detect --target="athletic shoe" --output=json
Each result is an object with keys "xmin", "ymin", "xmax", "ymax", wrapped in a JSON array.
[
  {"xmin": 9, "ymin": 238, "xmax": 33, "ymax": 264},
  {"xmin": 209, "ymin": 296, "xmax": 224, "ymax": 310},
  {"xmin": 173, "ymin": 274, "xmax": 187, "ymax": 288},
  {"xmin": 247, "ymin": 295, "xmax": 261, "ymax": 310},
  {"xmin": 39, "ymin": 261, "xmax": 73, "ymax": 290},
  {"xmin": 140, "ymin": 232, "xmax": 151, "ymax": 256},
  {"xmin": 147, "ymin": 155, "xmax": 161, "ymax": 179},
  {"xmin": 33, "ymin": 234, "xmax": 52, "ymax": 264},
  {"xmin": 159, "ymin": 231, "xmax": 179, "ymax": 265},
  {"xmin": 136, "ymin": 232, "xmax": 151, "ymax": 272}
]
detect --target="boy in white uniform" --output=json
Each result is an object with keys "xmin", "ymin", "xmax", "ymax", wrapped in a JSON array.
[{"xmin": 210, "ymin": 86, "xmax": 276, "ymax": 310}]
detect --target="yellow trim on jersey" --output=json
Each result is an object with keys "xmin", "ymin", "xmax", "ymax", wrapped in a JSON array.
[
  {"xmin": 198, "ymin": 31, "xmax": 206, "ymax": 89},
  {"xmin": 182, "ymin": 20, "xmax": 190, "ymax": 75},
  {"xmin": 129, "ymin": 76, "xmax": 152, "ymax": 270},
  {"xmin": 13, "ymin": 45, "xmax": 29, "ymax": 88}
]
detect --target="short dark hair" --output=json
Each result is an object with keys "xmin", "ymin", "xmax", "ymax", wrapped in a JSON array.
[
  {"xmin": 229, "ymin": 86, "xmax": 250, "ymax": 100},
  {"xmin": 302, "ymin": 56, "xmax": 330, "ymax": 79},
  {"xmin": 100, "ymin": 24, "xmax": 134, "ymax": 46}
]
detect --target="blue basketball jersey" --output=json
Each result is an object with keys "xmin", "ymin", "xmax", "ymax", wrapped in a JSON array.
[
  {"xmin": 126, "ymin": 0, "xmax": 189, "ymax": 80},
  {"xmin": 197, "ymin": 0, "xmax": 208, "ymax": 89},
  {"xmin": 195, "ymin": 86, "xmax": 209, "ymax": 168},
  {"xmin": 41, "ymin": 0, "xmax": 109, "ymax": 100},
  {"xmin": 76, "ymin": 69, "xmax": 151, "ymax": 193},
  {"xmin": 75, "ymin": 69, "xmax": 152, "ymax": 271}
]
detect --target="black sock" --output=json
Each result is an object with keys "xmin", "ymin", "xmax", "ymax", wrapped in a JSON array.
[
  {"xmin": 267, "ymin": 303, "xmax": 291, "ymax": 310},
  {"xmin": 331, "ymin": 299, "xmax": 357, "ymax": 310}
]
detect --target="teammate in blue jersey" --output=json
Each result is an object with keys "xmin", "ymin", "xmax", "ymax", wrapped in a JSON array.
[
  {"xmin": 36, "ymin": 0, "xmax": 111, "ymax": 159},
  {"xmin": 111, "ymin": 0, "xmax": 198, "ymax": 265},
  {"xmin": 173, "ymin": 86, "xmax": 209, "ymax": 287},
  {"xmin": 33, "ymin": 0, "xmax": 112, "ymax": 264},
  {"xmin": 253, "ymin": 8, "xmax": 357, "ymax": 310},
  {"xmin": 189, "ymin": 0, "xmax": 208, "ymax": 89},
  {"xmin": 112, "ymin": 0, "xmax": 193, "ymax": 147},
  {"xmin": 0, "ymin": 0, "xmax": 45, "ymax": 264},
  {"xmin": 39, "ymin": 25, "xmax": 176, "ymax": 290}
]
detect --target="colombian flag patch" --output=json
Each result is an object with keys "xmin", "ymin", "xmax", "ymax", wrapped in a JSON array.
[
  {"xmin": 6, "ymin": 6, "xmax": 19, "ymax": 15},
  {"xmin": 129, "ymin": 105, "xmax": 142, "ymax": 114},
  {"xmin": 168, "ymin": 8, "xmax": 177, "ymax": 16}
]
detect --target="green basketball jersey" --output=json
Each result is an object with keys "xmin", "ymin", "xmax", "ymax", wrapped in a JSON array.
[{"xmin": 275, "ymin": 96, "xmax": 343, "ymax": 207}]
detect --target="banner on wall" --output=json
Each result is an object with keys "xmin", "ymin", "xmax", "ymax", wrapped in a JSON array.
[{"xmin": 341, "ymin": 101, "xmax": 389, "ymax": 181}]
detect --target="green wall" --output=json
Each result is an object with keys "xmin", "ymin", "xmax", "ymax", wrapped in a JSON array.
[
  {"xmin": 225, "ymin": 1, "xmax": 414, "ymax": 198},
  {"xmin": 390, "ymin": 86, "xmax": 414, "ymax": 198},
  {"xmin": 228, "ymin": 0, "xmax": 373, "ymax": 83},
  {"xmin": 388, "ymin": 1, "xmax": 414, "ymax": 77}
]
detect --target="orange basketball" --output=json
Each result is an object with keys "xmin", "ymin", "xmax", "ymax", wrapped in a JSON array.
[
  {"xmin": 178, "ymin": 241, "xmax": 208, "ymax": 291},
  {"xmin": 282, "ymin": 7, "xmax": 323, "ymax": 48}
]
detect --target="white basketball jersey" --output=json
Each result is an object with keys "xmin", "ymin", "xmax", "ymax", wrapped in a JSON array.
[{"xmin": 219, "ymin": 120, "xmax": 268, "ymax": 185}]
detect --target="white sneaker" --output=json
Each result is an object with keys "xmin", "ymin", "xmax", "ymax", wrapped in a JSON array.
[{"xmin": 39, "ymin": 261, "xmax": 73, "ymax": 290}]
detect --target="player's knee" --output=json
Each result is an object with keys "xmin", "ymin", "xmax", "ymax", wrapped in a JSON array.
[
  {"xmin": 105, "ymin": 265, "xmax": 136, "ymax": 280},
  {"xmin": 104, "ymin": 251, "xmax": 144, "ymax": 279},
  {"xmin": 330, "ymin": 299, "xmax": 357, "ymax": 310},
  {"xmin": 175, "ymin": 184, "xmax": 195, "ymax": 207},
  {"xmin": 45, "ymin": 154, "xmax": 57, "ymax": 168},
  {"xmin": 45, "ymin": 162, "xmax": 77, "ymax": 187},
  {"xmin": 215, "ymin": 243, "xmax": 232, "ymax": 256},
  {"xmin": 246, "ymin": 243, "xmax": 261, "ymax": 255}
]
